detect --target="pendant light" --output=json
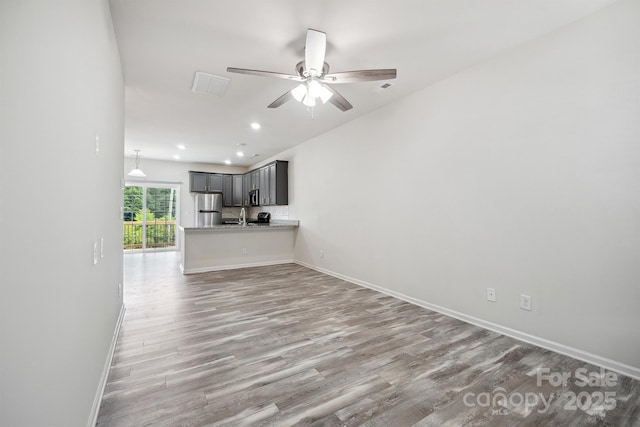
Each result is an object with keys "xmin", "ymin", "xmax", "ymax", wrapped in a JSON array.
[{"xmin": 128, "ymin": 149, "xmax": 146, "ymax": 177}]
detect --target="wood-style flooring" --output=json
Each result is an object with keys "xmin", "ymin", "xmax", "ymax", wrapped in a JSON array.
[{"xmin": 97, "ymin": 252, "xmax": 640, "ymax": 426}]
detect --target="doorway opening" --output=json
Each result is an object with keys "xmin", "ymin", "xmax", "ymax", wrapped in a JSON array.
[{"xmin": 123, "ymin": 183, "xmax": 179, "ymax": 252}]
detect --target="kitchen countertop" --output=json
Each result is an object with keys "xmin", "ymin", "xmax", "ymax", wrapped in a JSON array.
[{"xmin": 180, "ymin": 219, "xmax": 299, "ymax": 232}]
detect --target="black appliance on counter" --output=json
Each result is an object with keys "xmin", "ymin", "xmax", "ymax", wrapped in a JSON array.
[{"xmin": 257, "ymin": 212, "xmax": 271, "ymax": 223}]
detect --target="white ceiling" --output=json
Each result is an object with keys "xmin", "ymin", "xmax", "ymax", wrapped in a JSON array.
[{"xmin": 109, "ymin": 0, "xmax": 616, "ymax": 167}]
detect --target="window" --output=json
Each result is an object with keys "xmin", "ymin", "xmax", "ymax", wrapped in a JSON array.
[{"xmin": 123, "ymin": 183, "xmax": 179, "ymax": 251}]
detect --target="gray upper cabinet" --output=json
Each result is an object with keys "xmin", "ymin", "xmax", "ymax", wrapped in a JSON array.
[
  {"xmin": 222, "ymin": 174, "xmax": 233, "ymax": 206},
  {"xmin": 232, "ymin": 174, "xmax": 243, "ymax": 207},
  {"xmin": 251, "ymin": 170, "xmax": 259, "ymax": 191},
  {"xmin": 243, "ymin": 172, "xmax": 251, "ymax": 206},
  {"xmin": 266, "ymin": 160, "xmax": 288, "ymax": 205},
  {"xmin": 189, "ymin": 171, "xmax": 224, "ymax": 193},
  {"xmin": 190, "ymin": 161, "xmax": 287, "ymax": 206},
  {"xmin": 190, "ymin": 172, "xmax": 209, "ymax": 192},
  {"xmin": 259, "ymin": 167, "xmax": 269, "ymax": 205},
  {"xmin": 252, "ymin": 160, "xmax": 288, "ymax": 206},
  {"xmin": 268, "ymin": 163, "xmax": 277, "ymax": 205},
  {"xmin": 209, "ymin": 174, "xmax": 223, "ymax": 192}
]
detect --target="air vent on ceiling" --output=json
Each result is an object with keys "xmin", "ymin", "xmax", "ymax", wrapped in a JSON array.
[
  {"xmin": 191, "ymin": 71, "xmax": 230, "ymax": 96},
  {"xmin": 373, "ymin": 82, "xmax": 394, "ymax": 93}
]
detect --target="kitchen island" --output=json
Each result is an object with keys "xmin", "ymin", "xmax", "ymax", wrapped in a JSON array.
[{"xmin": 179, "ymin": 220, "xmax": 299, "ymax": 274}]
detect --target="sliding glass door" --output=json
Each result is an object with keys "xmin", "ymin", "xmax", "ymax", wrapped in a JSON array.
[{"xmin": 123, "ymin": 183, "xmax": 179, "ymax": 252}]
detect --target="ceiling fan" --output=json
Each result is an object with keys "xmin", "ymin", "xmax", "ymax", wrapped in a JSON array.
[{"xmin": 227, "ymin": 29, "xmax": 397, "ymax": 112}]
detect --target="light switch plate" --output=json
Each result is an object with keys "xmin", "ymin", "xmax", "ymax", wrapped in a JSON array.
[
  {"xmin": 520, "ymin": 294, "xmax": 532, "ymax": 311},
  {"xmin": 487, "ymin": 288, "xmax": 496, "ymax": 302}
]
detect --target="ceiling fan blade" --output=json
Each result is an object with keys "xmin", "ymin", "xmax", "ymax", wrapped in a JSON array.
[
  {"xmin": 267, "ymin": 90, "xmax": 293, "ymax": 108},
  {"xmin": 304, "ymin": 29, "xmax": 326, "ymax": 77},
  {"xmin": 323, "ymin": 69, "xmax": 397, "ymax": 83},
  {"xmin": 324, "ymin": 85, "xmax": 353, "ymax": 112},
  {"xmin": 227, "ymin": 67, "xmax": 304, "ymax": 81}
]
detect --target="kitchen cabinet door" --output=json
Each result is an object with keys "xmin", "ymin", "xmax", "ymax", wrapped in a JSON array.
[
  {"xmin": 268, "ymin": 163, "xmax": 277, "ymax": 205},
  {"xmin": 259, "ymin": 167, "xmax": 270, "ymax": 205},
  {"xmin": 242, "ymin": 173, "xmax": 250, "ymax": 206},
  {"xmin": 189, "ymin": 172, "xmax": 208, "ymax": 192},
  {"xmin": 264, "ymin": 161, "xmax": 288, "ymax": 205},
  {"xmin": 232, "ymin": 174, "xmax": 243, "ymax": 206},
  {"xmin": 222, "ymin": 174, "xmax": 233, "ymax": 206},
  {"xmin": 208, "ymin": 174, "xmax": 224, "ymax": 193},
  {"xmin": 251, "ymin": 170, "xmax": 259, "ymax": 190}
]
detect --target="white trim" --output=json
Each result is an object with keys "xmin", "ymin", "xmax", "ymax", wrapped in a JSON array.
[
  {"xmin": 87, "ymin": 304, "xmax": 126, "ymax": 427},
  {"xmin": 295, "ymin": 260, "xmax": 640, "ymax": 381},
  {"xmin": 182, "ymin": 259, "xmax": 295, "ymax": 275}
]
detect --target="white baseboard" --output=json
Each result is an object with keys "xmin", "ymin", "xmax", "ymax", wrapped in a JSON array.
[
  {"xmin": 182, "ymin": 259, "xmax": 295, "ymax": 275},
  {"xmin": 87, "ymin": 303, "xmax": 126, "ymax": 427},
  {"xmin": 295, "ymin": 260, "xmax": 640, "ymax": 381}
]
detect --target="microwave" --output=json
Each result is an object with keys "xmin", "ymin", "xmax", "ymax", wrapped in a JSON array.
[{"xmin": 249, "ymin": 189, "xmax": 259, "ymax": 206}]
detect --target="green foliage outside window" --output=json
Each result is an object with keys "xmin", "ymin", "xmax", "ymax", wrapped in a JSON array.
[{"xmin": 123, "ymin": 186, "xmax": 177, "ymax": 250}]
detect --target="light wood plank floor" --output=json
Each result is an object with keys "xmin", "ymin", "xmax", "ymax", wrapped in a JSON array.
[{"xmin": 97, "ymin": 252, "xmax": 640, "ymax": 426}]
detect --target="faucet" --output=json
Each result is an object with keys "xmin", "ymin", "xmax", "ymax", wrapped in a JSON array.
[{"xmin": 239, "ymin": 207, "xmax": 246, "ymax": 226}]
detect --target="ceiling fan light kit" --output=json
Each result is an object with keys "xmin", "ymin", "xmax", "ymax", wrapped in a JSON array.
[{"xmin": 227, "ymin": 29, "xmax": 397, "ymax": 113}]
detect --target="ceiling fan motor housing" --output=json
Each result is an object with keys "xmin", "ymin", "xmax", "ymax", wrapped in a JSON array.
[{"xmin": 296, "ymin": 61, "xmax": 330, "ymax": 78}]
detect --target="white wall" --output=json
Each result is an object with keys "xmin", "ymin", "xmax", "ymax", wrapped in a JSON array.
[
  {"xmin": 271, "ymin": 0, "xmax": 640, "ymax": 372},
  {"xmin": 0, "ymin": 0, "xmax": 125, "ymax": 425},
  {"xmin": 123, "ymin": 157, "xmax": 247, "ymax": 227}
]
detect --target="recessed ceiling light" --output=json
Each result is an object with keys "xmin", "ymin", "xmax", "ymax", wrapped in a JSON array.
[
  {"xmin": 224, "ymin": 159, "xmax": 231, "ymax": 165},
  {"xmin": 176, "ymin": 144, "xmax": 187, "ymax": 150},
  {"xmin": 173, "ymin": 155, "xmax": 181, "ymax": 160},
  {"xmin": 236, "ymin": 151, "xmax": 244, "ymax": 157},
  {"xmin": 250, "ymin": 122, "xmax": 261, "ymax": 130}
]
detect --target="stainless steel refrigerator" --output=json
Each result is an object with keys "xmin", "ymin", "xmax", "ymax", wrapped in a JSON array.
[{"xmin": 195, "ymin": 192, "xmax": 223, "ymax": 227}]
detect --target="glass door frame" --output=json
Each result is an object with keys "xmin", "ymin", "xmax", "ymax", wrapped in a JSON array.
[{"xmin": 124, "ymin": 181, "xmax": 181, "ymax": 253}]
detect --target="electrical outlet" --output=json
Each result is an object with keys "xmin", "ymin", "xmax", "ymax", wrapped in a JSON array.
[
  {"xmin": 100, "ymin": 237, "xmax": 104, "ymax": 258},
  {"xmin": 95, "ymin": 133, "xmax": 100, "ymax": 153},
  {"xmin": 520, "ymin": 294, "xmax": 532, "ymax": 311},
  {"xmin": 242, "ymin": 247, "xmax": 247, "ymax": 255},
  {"xmin": 320, "ymin": 249, "xmax": 324, "ymax": 258},
  {"xmin": 118, "ymin": 282, "xmax": 122, "ymax": 297},
  {"xmin": 93, "ymin": 242, "xmax": 98, "ymax": 265},
  {"xmin": 487, "ymin": 288, "xmax": 496, "ymax": 302}
]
